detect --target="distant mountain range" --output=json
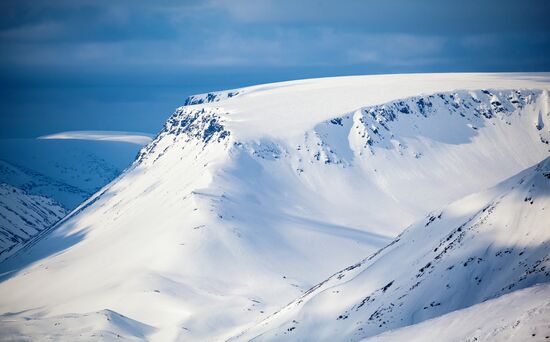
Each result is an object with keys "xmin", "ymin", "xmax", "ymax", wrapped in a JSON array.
[{"xmin": 0, "ymin": 135, "xmax": 151, "ymax": 259}]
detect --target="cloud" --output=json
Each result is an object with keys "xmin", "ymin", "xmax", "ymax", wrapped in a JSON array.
[
  {"xmin": 37, "ymin": 131, "xmax": 154, "ymax": 145},
  {"xmin": 344, "ymin": 34, "xmax": 446, "ymax": 65},
  {"xmin": 0, "ymin": 0, "xmax": 548, "ymax": 72},
  {"xmin": 209, "ymin": 0, "xmax": 550, "ymax": 34},
  {"xmin": 0, "ymin": 21, "xmax": 64, "ymax": 42}
]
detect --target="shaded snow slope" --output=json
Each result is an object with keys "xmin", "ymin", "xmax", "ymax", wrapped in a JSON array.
[
  {"xmin": 0, "ymin": 183, "xmax": 66, "ymax": 260},
  {"xmin": 0, "ymin": 73, "xmax": 549, "ymax": 341},
  {"xmin": 234, "ymin": 157, "xmax": 550, "ymax": 341},
  {"xmin": 363, "ymin": 283, "xmax": 550, "ymax": 342}
]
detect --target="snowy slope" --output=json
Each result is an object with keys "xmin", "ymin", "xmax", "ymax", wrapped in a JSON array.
[
  {"xmin": 233, "ymin": 156, "xmax": 550, "ymax": 341},
  {"xmin": 0, "ymin": 183, "xmax": 66, "ymax": 260},
  {"xmin": 0, "ymin": 73, "xmax": 549, "ymax": 341},
  {"xmin": 363, "ymin": 283, "xmax": 550, "ymax": 342},
  {"xmin": 0, "ymin": 309, "xmax": 155, "ymax": 342}
]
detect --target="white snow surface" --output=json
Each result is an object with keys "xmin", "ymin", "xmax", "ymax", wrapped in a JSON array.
[
  {"xmin": 363, "ymin": 283, "xmax": 550, "ymax": 342},
  {"xmin": 232, "ymin": 156, "xmax": 550, "ymax": 341},
  {"xmin": 193, "ymin": 72, "xmax": 550, "ymax": 140},
  {"xmin": 0, "ymin": 309, "xmax": 155, "ymax": 341},
  {"xmin": 0, "ymin": 73, "xmax": 549, "ymax": 341}
]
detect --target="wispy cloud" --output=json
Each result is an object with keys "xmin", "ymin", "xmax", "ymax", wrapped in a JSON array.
[
  {"xmin": 1, "ymin": 0, "xmax": 549, "ymax": 71},
  {"xmin": 37, "ymin": 131, "xmax": 154, "ymax": 145}
]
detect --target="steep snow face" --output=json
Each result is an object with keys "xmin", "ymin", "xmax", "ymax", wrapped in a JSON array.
[
  {"xmin": 233, "ymin": 157, "xmax": 550, "ymax": 341},
  {"xmin": 0, "ymin": 74, "xmax": 549, "ymax": 341},
  {"xmin": 363, "ymin": 283, "xmax": 550, "ymax": 342},
  {"xmin": 0, "ymin": 183, "xmax": 66, "ymax": 261}
]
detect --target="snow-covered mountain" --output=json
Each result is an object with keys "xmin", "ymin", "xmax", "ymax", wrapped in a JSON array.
[
  {"xmin": 0, "ymin": 137, "xmax": 150, "ymax": 209},
  {"xmin": 364, "ymin": 283, "xmax": 550, "ymax": 342},
  {"xmin": 233, "ymin": 156, "xmax": 550, "ymax": 341},
  {"xmin": 0, "ymin": 183, "xmax": 67, "ymax": 260},
  {"xmin": 0, "ymin": 135, "xmax": 151, "ymax": 263},
  {"xmin": 0, "ymin": 73, "xmax": 549, "ymax": 341},
  {"xmin": 0, "ymin": 160, "xmax": 89, "ymax": 210}
]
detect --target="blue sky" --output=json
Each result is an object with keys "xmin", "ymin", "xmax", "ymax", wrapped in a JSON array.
[{"xmin": 1, "ymin": 0, "xmax": 549, "ymax": 138}]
